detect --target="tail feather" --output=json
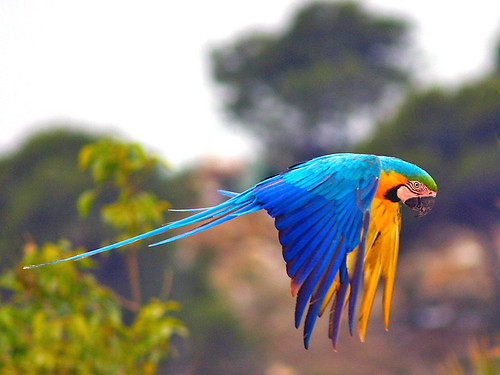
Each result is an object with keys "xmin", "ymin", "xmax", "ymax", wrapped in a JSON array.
[
  {"xmin": 24, "ymin": 190, "xmax": 259, "ymax": 269},
  {"xmin": 218, "ymin": 190, "xmax": 239, "ymax": 198},
  {"xmin": 150, "ymin": 201, "xmax": 261, "ymax": 247},
  {"xmin": 169, "ymin": 207, "xmax": 210, "ymax": 212}
]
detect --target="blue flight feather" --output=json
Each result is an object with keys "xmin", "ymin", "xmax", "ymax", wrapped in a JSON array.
[
  {"xmin": 280, "ymin": 202, "xmax": 335, "ymax": 260},
  {"xmin": 329, "ymin": 273, "xmax": 350, "ymax": 350},
  {"xmin": 275, "ymin": 199, "xmax": 326, "ymax": 232},
  {"xmin": 303, "ymin": 237, "xmax": 345, "ymax": 348},
  {"xmin": 285, "ymin": 209, "xmax": 337, "ymax": 279}
]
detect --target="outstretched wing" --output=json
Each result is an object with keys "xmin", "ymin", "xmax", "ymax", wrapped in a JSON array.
[{"xmin": 252, "ymin": 154, "xmax": 381, "ymax": 348}]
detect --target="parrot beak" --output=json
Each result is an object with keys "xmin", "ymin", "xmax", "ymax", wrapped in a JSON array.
[{"xmin": 402, "ymin": 195, "xmax": 436, "ymax": 217}]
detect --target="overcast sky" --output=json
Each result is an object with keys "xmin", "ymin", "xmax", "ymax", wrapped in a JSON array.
[{"xmin": 1, "ymin": 0, "xmax": 499, "ymax": 167}]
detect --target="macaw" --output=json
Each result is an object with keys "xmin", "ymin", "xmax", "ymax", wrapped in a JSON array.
[{"xmin": 25, "ymin": 153, "xmax": 437, "ymax": 349}]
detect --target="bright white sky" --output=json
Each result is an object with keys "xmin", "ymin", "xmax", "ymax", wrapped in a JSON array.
[{"xmin": 0, "ymin": 0, "xmax": 499, "ymax": 167}]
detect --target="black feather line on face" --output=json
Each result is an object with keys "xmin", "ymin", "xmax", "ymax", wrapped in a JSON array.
[{"xmin": 384, "ymin": 185, "xmax": 404, "ymax": 203}]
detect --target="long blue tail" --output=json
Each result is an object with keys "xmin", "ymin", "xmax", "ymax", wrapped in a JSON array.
[{"xmin": 24, "ymin": 190, "xmax": 260, "ymax": 269}]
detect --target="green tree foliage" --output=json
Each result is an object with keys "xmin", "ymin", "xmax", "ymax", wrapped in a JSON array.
[
  {"xmin": 0, "ymin": 241, "xmax": 186, "ymax": 374},
  {"xmin": 212, "ymin": 1, "xmax": 409, "ymax": 168},
  {"xmin": 77, "ymin": 138, "xmax": 170, "ymax": 232},
  {"xmin": 0, "ymin": 138, "xmax": 186, "ymax": 373},
  {"xmin": 77, "ymin": 139, "xmax": 171, "ymax": 308}
]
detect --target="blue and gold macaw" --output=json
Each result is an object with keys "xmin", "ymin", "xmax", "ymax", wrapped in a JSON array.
[{"xmin": 25, "ymin": 153, "xmax": 437, "ymax": 349}]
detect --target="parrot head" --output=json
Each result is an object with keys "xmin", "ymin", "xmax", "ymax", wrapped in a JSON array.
[
  {"xmin": 380, "ymin": 156, "xmax": 438, "ymax": 218},
  {"xmin": 396, "ymin": 180, "xmax": 437, "ymax": 217}
]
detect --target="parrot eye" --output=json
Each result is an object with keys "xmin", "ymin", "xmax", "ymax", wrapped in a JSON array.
[{"xmin": 407, "ymin": 180, "xmax": 428, "ymax": 194}]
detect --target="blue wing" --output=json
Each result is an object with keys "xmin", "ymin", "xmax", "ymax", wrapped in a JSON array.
[{"xmin": 252, "ymin": 154, "xmax": 380, "ymax": 348}]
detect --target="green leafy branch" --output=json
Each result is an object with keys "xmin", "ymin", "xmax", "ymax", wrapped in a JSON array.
[
  {"xmin": 0, "ymin": 242, "xmax": 186, "ymax": 374},
  {"xmin": 77, "ymin": 139, "xmax": 170, "ymax": 308}
]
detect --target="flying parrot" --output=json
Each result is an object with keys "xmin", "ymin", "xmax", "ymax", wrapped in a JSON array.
[{"xmin": 25, "ymin": 153, "xmax": 437, "ymax": 349}]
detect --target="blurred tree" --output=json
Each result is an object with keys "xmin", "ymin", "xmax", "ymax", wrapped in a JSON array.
[
  {"xmin": 438, "ymin": 340, "xmax": 500, "ymax": 375},
  {"xmin": 0, "ymin": 128, "xmax": 102, "ymax": 269},
  {"xmin": 0, "ymin": 241, "xmax": 186, "ymax": 375},
  {"xmin": 495, "ymin": 37, "xmax": 500, "ymax": 73},
  {"xmin": 212, "ymin": 1, "xmax": 410, "ymax": 169},
  {"xmin": 164, "ymin": 249, "xmax": 263, "ymax": 375}
]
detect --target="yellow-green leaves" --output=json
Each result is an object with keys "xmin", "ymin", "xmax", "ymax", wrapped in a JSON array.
[
  {"xmin": 77, "ymin": 189, "xmax": 96, "ymax": 218},
  {"xmin": 1, "ymin": 139, "xmax": 186, "ymax": 373},
  {"xmin": 101, "ymin": 192, "xmax": 170, "ymax": 233},
  {"xmin": 76, "ymin": 139, "xmax": 175, "ymax": 324},
  {"xmin": 77, "ymin": 138, "xmax": 170, "ymax": 236},
  {"xmin": 0, "ymin": 243, "xmax": 186, "ymax": 375},
  {"xmin": 79, "ymin": 139, "xmax": 164, "ymax": 187}
]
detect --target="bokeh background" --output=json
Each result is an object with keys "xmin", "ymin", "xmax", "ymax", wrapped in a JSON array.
[{"xmin": 0, "ymin": 1, "xmax": 499, "ymax": 374}]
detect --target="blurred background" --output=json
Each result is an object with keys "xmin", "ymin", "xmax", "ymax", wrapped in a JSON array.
[{"xmin": 0, "ymin": 1, "xmax": 499, "ymax": 374}]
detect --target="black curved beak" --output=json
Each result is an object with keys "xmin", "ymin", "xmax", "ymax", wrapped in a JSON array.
[{"xmin": 403, "ymin": 196, "xmax": 435, "ymax": 217}]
